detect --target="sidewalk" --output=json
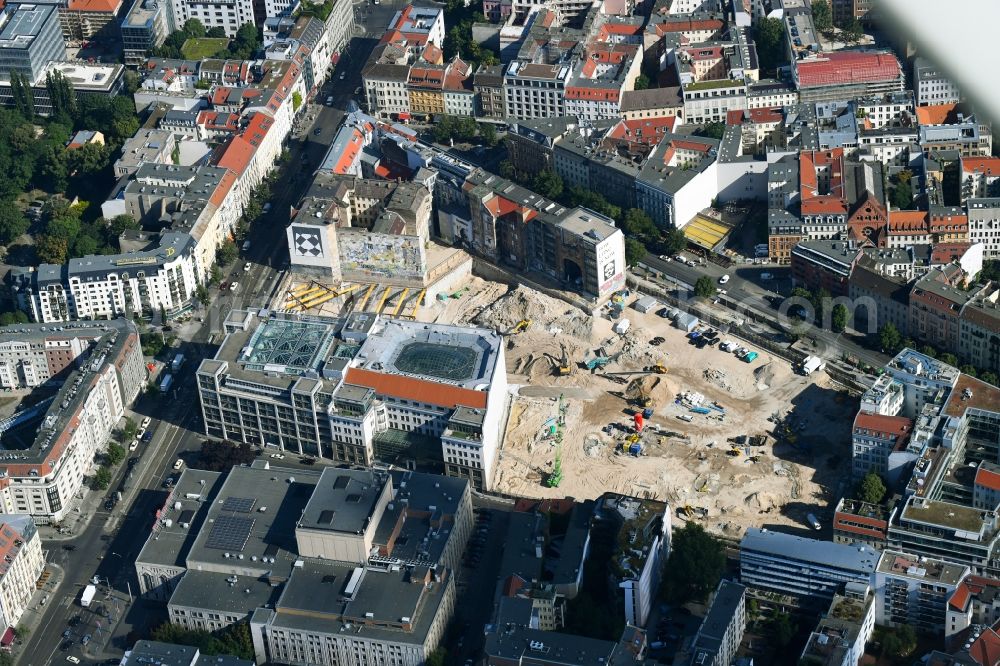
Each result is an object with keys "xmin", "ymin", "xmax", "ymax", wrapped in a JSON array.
[
  {"xmin": 37, "ymin": 482, "xmax": 107, "ymax": 542},
  {"xmin": 11, "ymin": 562, "xmax": 64, "ymax": 657}
]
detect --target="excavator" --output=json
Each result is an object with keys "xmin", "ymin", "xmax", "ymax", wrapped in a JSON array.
[
  {"xmin": 626, "ymin": 375, "xmax": 659, "ymax": 410},
  {"xmin": 544, "ymin": 343, "xmax": 574, "ymax": 376},
  {"xmin": 605, "ymin": 363, "xmax": 667, "ymax": 378}
]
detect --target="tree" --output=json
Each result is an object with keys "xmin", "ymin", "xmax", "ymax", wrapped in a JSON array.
[
  {"xmin": 856, "ymin": 471, "xmax": 886, "ymax": 505},
  {"xmin": 109, "ymin": 214, "xmax": 140, "ymax": 237},
  {"xmin": 919, "ymin": 345, "xmax": 937, "ymax": 359},
  {"xmin": 811, "ymin": 0, "xmax": 832, "ymax": 31},
  {"xmin": 532, "ymin": 169, "xmax": 563, "ymax": 200},
  {"xmin": 479, "ymin": 122, "xmax": 498, "ymax": 147},
  {"xmin": 0, "ymin": 205, "xmax": 28, "ymax": 245},
  {"xmin": 292, "ymin": 91, "xmax": 303, "ymax": 112},
  {"xmin": 123, "ymin": 417, "xmax": 138, "ymax": 441},
  {"xmin": 621, "ymin": 208, "xmax": 658, "ymax": 238},
  {"xmin": 752, "ymin": 18, "xmax": 786, "ymax": 74},
  {"xmin": 695, "ymin": 122, "xmax": 726, "ymax": 140},
  {"xmin": 198, "ymin": 440, "xmax": 259, "ymax": 471},
  {"xmin": 878, "ymin": 323, "xmax": 902, "ymax": 353},
  {"xmin": 661, "ymin": 523, "xmax": 725, "ymax": 603},
  {"xmin": 624, "ymin": 238, "xmax": 646, "ymax": 267},
  {"xmin": 93, "ymin": 466, "xmax": 112, "ymax": 490},
  {"xmin": 939, "ymin": 353, "xmax": 959, "ymax": 367},
  {"xmin": 206, "ymin": 26, "xmax": 227, "ymax": 38},
  {"xmin": 196, "ymin": 284, "xmax": 211, "ymax": 306},
  {"xmin": 661, "ymin": 226, "xmax": 688, "ymax": 254},
  {"xmin": 183, "ymin": 18, "xmax": 206, "ymax": 38},
  {"xmin": 107, "ymin": 443, "xmax": 126, "ymax": 466},
  {"xmin": 216, "ymin": 240, "xmax": 238, "ymax": 265},
  {"xmin": 890, "ymin": 176, "xmax": 913, "ymax": 210},
  {"xmin": 426, "ymin": 649, "xmax": 447, "ymax": 666},
  {"xmin": 0, "ymin": 311, "xmax": 28, "ymax": 326},
  {"xmin": 35, "ymin": 234, "xmax": 68, "ymax": 264},
  {"xmin": 960, "ymin": 364, "xmax": 978, "ymax": 377},
  {"xmin": 842, "ymin": 18, "xmax": 864, "ymax": 44},
  {"xmin": 151, "ymin": 622, "xmax": 254, "ymax": 659},
  {"xmin": 693, "ymin": 276, "xmax": 716, "ymax": 299},
  {"xmin": 881, "ymin": 625, "xmax": 917, "ymax": 658},
  {"xmin": 769, "ymin": 612, "xmax": 797, "ymax": 648},
  {"xmin": 634, "ymin": 74, "xmax": 650, "ymax": 90},
  {"xmin": 831, "ymin": 303, "xmax": 848, "ymax": 332}
]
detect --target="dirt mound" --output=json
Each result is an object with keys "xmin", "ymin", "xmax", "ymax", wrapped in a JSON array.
[{"xmin": 473, "ymin": 285, "xmax": 593, "ymax": 340}]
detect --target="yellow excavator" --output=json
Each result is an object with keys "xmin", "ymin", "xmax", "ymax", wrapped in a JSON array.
[{"xmin": 512, "ymin": 319, "xmax": 531, "ymax": 334}]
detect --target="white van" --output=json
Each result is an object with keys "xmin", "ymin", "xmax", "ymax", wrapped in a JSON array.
[{"xmin": 806, "ymin": 513, "xmax": 821, "ymax": 530}]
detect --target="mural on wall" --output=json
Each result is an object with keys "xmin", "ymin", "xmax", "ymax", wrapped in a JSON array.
[
  {"xmin": 338, "ymin": 231, "xmax": 426, "ymax": 281},
  {"xmin": 291, "ymin": 226, "xmax": 326, "ymax": 258}
]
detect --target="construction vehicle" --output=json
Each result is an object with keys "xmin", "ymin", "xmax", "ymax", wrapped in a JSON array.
[
  {"xmin": 545, "ymin": 394, "xmax": 566, "ymax": 488},
  {"xmin": 511, "ymin": 319, "xmax": 531, "ymax": 334},
  {"xmin": 556, "ymin": 344, "xmax": 572, "ymax": 376},
  {"xmin": 605, "ymin": 363, "xmax": 668, "ymax": 378},
  {"xmin": 726, "ymin": 448, "xmax": 741, "ymax": 457}
]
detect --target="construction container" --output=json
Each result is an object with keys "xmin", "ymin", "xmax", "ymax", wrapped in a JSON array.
[
  {"xmin": 613, "ymin": 318, "xmax": 631, "ymax": 335},
  {"xmin": 628, "ymin": 443, "xmax": 642, "ymax": 456},
  {"xmin": 632, "ymin": 296, "xmax": 658, "ymax": 313},
  {"xmin": 674, "ymin": 312, "xmax": 699, "ymax": 332}
]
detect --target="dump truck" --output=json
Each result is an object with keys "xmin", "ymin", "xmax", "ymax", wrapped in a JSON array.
[{"xmin": 80, "ymin": 584, "xmax": 96, "ymax": 607}]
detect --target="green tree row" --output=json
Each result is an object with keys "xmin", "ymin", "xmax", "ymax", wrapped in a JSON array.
[
  {"xmin": 150, "ymin": 621, "xmax": 255, "ymax": 659},
  {"xmin": 878, "ymin": 323, "xmax": 999, "ymax": 386}
]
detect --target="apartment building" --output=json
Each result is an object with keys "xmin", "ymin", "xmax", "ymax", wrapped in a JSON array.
[
  {"xmin": 197, "ymin": 310, "xmax": 507, "ymax": 490},
  {"xmin": 0, "ymin": 320, "xmax": 144, "ymax": 522},
  {"xmin": 136, "ymin": 463, "xmax": 471, "ymax": 666},
  {"xmin": 113, "ymin": 129, "xmax": 178, "ymax": 178},
  {"xmin": 362, "ymin": 42, "xmax": 412, "ymax": 119},
  {"xmin": 685, "ymin": 581, "xmax": 745, "ymax": 666},
  {"xmin": 504, "ymin": 61, "xmax": 570, "ymax": 120},
  {"xmin": 564, "ymin": 42, "xmax": 642, "ymax": 122},
  {"xmin": 167, "ymin": 0, "xmax": 254, "ymax": 37},
  {"xmin": 473, "ymin": 64, "xmax": 505, "ymax": 120},
  {"xmin": 874, "ymin": 550, "xmax": 968, "ymax": 634},
  {"xmin": 916, "ymin": 104, "xmax": 992, "ymax": 157},
  {"xmin": 961, "ymin": 157, "xmax": 1000, "ymax": 202},
  {"xmin": 967, "ymin": 199, "xmax": 1000, "ymax": 261},
  {"xmin": 883, "ymin": 347, "xmax": 960, "ymax": 417},
  {"xmin": 799, "ymin": 583, "xmax": 876, "ymax": 666},
  {"xmin": 0, "ymin": 325, "xmax": 115, "ymax": 390},
  {"xmin": 947, "ymin": 575, "xmax": 1000, "ymax": 639},
  {"xmin": 852, "ymin": 412, "xmax": 914, "ymax": 479},
  {"xmin": 830, "ymin": 0, "xmax": 873, "ymax": 25},
  {"xmin": 0, "ymin": 516, "xmax": 44, "ymax": 634},
  {"xmin": 914, "ymin": 56, "xmax": 961, "ymax": 107},
  {"xmin": 746, "ymin": 78, "xmax": 797, "ymax": 109},
  {"xmin": 740, "ymin": 528, "xmax": 879, "ymax": 601}
]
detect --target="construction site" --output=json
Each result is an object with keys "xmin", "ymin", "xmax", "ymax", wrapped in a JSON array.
[{"xmin": 421, "ymin": 276, "xmax": 858, "ymax": 538}]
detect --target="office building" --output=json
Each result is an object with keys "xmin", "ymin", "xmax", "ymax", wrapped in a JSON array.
[
  {"xmin": 197, "ymin": 310, "xmax": 507, "ymax": 490},
  {"xmin": 874, "ymin": 550, "xmax": 968, "ymax": 634},
  {"xmin": 0, "ymin": 2, "xmax": 67, "ymax": 84},
  {"xmin": 123, "ymin": 640, "xmax": 254, "ymax": 666},
  {"xmin": 136, "ymin": 463, "xmax": 471, "ymax": 666},
  {"xmin": 740, "ymin": 528, "xmax": 879, "ymax": 601},
  {"xmin": 0, "ymin": 516, "xmax": 44, "ymax": 635},
  {"xmin": 0, "ymin": 320, "xmax": 144, "ymax": 521},
  {"xmin": 121, "ymin": 0, "xmax": 169, "ymax": 66},
  {"xmin": 685, "ymin": 581, "xmax": 746, "ymax": 666},
  {"xmin": 485, "ymin": 622, "xmax": 646, "ymax": 666}
]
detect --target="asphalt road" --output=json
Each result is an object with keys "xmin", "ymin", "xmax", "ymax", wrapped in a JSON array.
[
  {"xmin": 19, "ymin": 51, "xmax": 378, "ymax": 662},
  {"xmin": 640, "ymin": 252, "xmax": 889, "ymax": 369}
]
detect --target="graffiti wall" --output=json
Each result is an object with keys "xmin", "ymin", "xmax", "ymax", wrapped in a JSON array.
[{"xmin": 337, "ymin": 230, "xmax": 427, "ymax": 282}]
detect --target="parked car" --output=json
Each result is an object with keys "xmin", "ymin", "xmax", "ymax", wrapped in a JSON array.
[
  {"xmin": 129, "ymin": 439, "xmax": 138, "ymax": 452},
  {"xmin": 244, "ymin": 262, "xmax": 252, "ymax": 272},
  {"xmin": 141, "ymin": 417, "xmax": 151, "ymax": 428},
  {"xmin": 760, "ymin": 272, "xmax": 773, "ymax": 280},
  {"xmin": 67, "ymin": 657, "xmax": 80, "ymax": 664},
  {"xmin": 81, "ymin": 634, "xmax": 91, "ymax": 645},
  {"xmin": 173, "ymin": 458, "xmax": 184, "ymax": 471},
  {"xmin": 63, "ymin": 629, "xmax": 72, "ymax": 638},
  {"xmin": 229, "ymin": 282, "xmax": 239, "ymax": 292}
]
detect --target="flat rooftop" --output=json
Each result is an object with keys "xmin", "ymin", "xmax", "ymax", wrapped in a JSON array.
[
  {"xmin": 298, "ymin": 467, "xmax": 388, "ymax": 534},
  {"xmin": 137, "ymin": 469, "xmax": 224, "ymax": 568},
  {"xmin": 741, "ymin": 528, "xmax": 880, "ymax": 574},
  {"xmin": 876, "ymin": 550, "xmax": 967, "ymax": 585},
  {"xmin": 185, "ymin": 463, "xmax": 322, "ymax": 575},
  {"xmin": 900, "ymin": 498, "xmax": 986, "ymax": 535},
  {"xmin": 944, "ymin": 374, "xmax": 1000, "ymax": 418},
  {"xmin": 169, "ymin": 569, "xmax": 280, "ymax": 614},
  {"xmin": 0, "ymin": 3, "xmax": 55, "ymax": 46}
]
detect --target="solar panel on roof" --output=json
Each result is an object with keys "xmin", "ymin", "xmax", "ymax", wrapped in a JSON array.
[
  {"xmin": 205, "ymin": 515, "xmax": 255, "ymax": 551},
  {"xmin": 222, "ymin": 496, "xmax": 257, "ymax": 513}
]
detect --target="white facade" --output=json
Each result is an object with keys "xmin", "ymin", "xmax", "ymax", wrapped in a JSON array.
[
  {"xmin": 168, "ymin": 0, "xmax": 254, "ymax": 37},
  {"xmin": 636, "ymin": 160, "xmax": 718, "ymax": 229},
  {"xmin": 914, "ymin": 57, "xmax": 961, "ymax": 106},
  {"xmin": 967, "ymin": 199, "xmax": 1000, "ymax": 260},
  {"xmin": 503, "ymin": 63, "xmax": 568, "ymax": 120},
  {"xmin": 364, "ymin": 76, "xmax": 410, "ymax": 118},
  {"xmin": 620, "ymin": 503, "xmax": 670, "ymax": 627},
  {"xmin": 874, "ymin": 550, "xmax": 968, "ymax": 633},
  {"xmin": 0, "ymin": 517, "xmax": 44, "ymax": 632},
  {"xmin": 443, "ymin": 89, "xmax": 475, "ymax": 116},
  {"xmin": 682, "ymin": 81, "xmax": 747, "ymax": 124}
]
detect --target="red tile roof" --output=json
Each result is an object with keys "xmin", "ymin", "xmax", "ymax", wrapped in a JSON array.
[
  {"xmin": 66, "ymin": 0, "xmax": 120, "ymax": 12},
  {"xmin": 209, "ymin": 170, "xmax": 237, "ymax": 208},
  {"xmin": 930, "ymin": 242, "xmax": 971, "ymax": 264},
  {"xmin": 976, "ymin": 466, "xmax": 1000, "ymax": 492},
  {"xmin": 215, "ymin": 135, "xmax": 256, "ymax": 176},
  {"xmin": 853, "ymin": 412, "xmax": 913, "ymax": 441},
  {"xmin": 963, "ymin": 157, "xmax": 1000, "ymax": 177},
  {"xmin": 607, "ymin": 116, "xmax": 677, "ymax": 146},
  {"xmin": 915, "ymin": 103, "xmax": 959, "ymax": 126},
  {"xmin": 345, "ymin": 367, "xmax": 488, "ymax": 410},
  {"xmin": 796, "ymin": 51, "xmax": 901, "ymax": 88},
  {"xmin": 969, "ymin": 625, "xmax": 1000, "ymax": 666},
  {"xmin": 949, "ymin": 575, "xmax": 1000, "ymax": 611},
  {"xmin": 888, "ymin": 210, "xmax": 929, "ymax": 233}
]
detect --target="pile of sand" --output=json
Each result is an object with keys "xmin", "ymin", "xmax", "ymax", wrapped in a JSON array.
[{"xmin": 473, "ymin": 286, "xmax": 594, "ymax": 340}]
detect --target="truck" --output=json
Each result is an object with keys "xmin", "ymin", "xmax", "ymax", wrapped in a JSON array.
[
  {"xmin": 171, "ymin": 353, "xmax": 185, "ymax": 372},
  {"xmin": 80, "ymin": 584, "xmax": 96, "ymax": 607},
  {"xmin": 800, "ymin": 355, "xmax": 826, "ymax": 375},
  {"xmin": 159, "ymin": 373, "xmax": 173, "ymax": 392}
]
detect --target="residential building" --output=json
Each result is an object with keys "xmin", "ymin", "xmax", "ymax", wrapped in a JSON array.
[
  {"xmin": 967, "ymin": 199, "xmax": 1000, "ymax": 260},
  {"xmin": 958, "ymin": 292, "xmax": 1000, "ymax": 377},
  {"xmin": 197, "ymin": 310, "xmax": 507, "ymax": 490},
  {"xmin": 0, "ymin": 2, "xmax": 67, "ymax": 84},
  {"xmin": 552, "ymin": 125, "xmax": 641, "ymax": 211},
  {"xmin": 793, "ymin": 51, "xmax": 904, "ymax": 104},
  {"xmin": 740, "ymin": 528, "xmax": 880, "ymax": 602},
  {"xmin": 974, "ymin": 462, "xmax": 1000, "ymax": 512},
  {"xmin": 442, "ymin": 57, "xmax": 474, "ymax": 116},
  {"xmin": 122, "ymin": 640, "xmax": 254, "ymax": 666},
  {"xmin": 506, "ymin": 116, "xmax": 577, "ymax": 180},
  {"xmin": 0, "ymin": 320, "xmax": 144, "ymax": 521},
  {"xmin": 947, "ymin": 574, "xmax": 1000, "ymax": 639},
  {"xmin": 916, "ymin": 104, "xmax": 992, "ymax": 157},
  {"xmin": 635, "ymin": 132, "xmax": 719, "ymax": 228},
  {"xmin": 121, "ymin": 0, "xmax": 169, "ymax": 66},
  {"xmin": 0, "ymin": 516, "xmax": 44, "ymax": 635},
  {"xmin": 830, "ymin": 0, "xmax": 873, "ymax": 24},
  {"xmin": 681, "ymin": 79, "xmax": 747, "ymax": 125},
  {"xmin": 833, "ymin": 498, "xmax": 893, "ymax": 550},
  {"xmin": 113, "ymin": 129, "xmax": 177, "ymax": 177},
  {"xmin": 167, "ymin": 0, "xmax": 254, "ymax": 37},
  {"xmin": 473, "ymin": 64, "xmax": 505, "ymax": 120},
  {"xmin": 746, "ymin": 78, "xmax": 797, "ymax": 109},
  {"xmin": 790, "ymin": 240, "xmax": 861, "ymax": 298},
  {"xmin": 485, "ymin": 623, "xmax": 643, "ymax": 666},
  {"xmin": 908, "ymin": 269, "xmax": 977, "ymax": 355},
  {"xmin": 564, "ymin": 42, "xmax": 642, "ymax": 122},
  {"xmin": 799, "ymin": 583, "xmax": 876, "ymax": 666},
  {"xmin": 386, "ymin": 5, "xmax": 444, "ymax": 50},
  {"xmin": 504, "ymin": 61, "xmax": 570, "ymax": 120},
  {"xmin": 59, "ymin": 0, "xmax": 122, "ymax": 41},
  {"xmin": 362, "ymin": 42, "xmax": 411, "ymax": 119},
  {"xmin": 685, "ymin": 581, "xmax": 745, "ymax": 666},
  {"xmin": 852, "ymin": 412, "xmax": 914, "ymax": 478},
  {"xmin": 860, "ymin": 374, "xmax": 905, "ymax": 416},
  {"xmin": 407, "ymin": 64, "xmax": 445, "ymax": 117},
  {"xmin": 874, "ymin": 550, "xmax": 968, "ymax": 634},
  {"xmin": 883, "ymin": 347, "xmax": 960, "ymax": 417},
  {"xmin": 962, "ymin": 157, "xmax": 1000, "ymax": 202},
  {"xmin": 914, "ymin": 56, "xmax": 962, "ymax": 107},
  {"xmin": 619, "ymin": 87, "xmax": 683, "ymax": 121}
]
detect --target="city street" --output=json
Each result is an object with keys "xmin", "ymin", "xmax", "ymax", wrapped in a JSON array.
[{"xmin": 14, "ymin": 45, "xmax": 380, "ymax": 661}]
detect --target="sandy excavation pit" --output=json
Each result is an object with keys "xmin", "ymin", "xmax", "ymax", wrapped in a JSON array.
[{"xmin": 419, "ymin": 277, "xmax": 858, "ymax": 537}]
